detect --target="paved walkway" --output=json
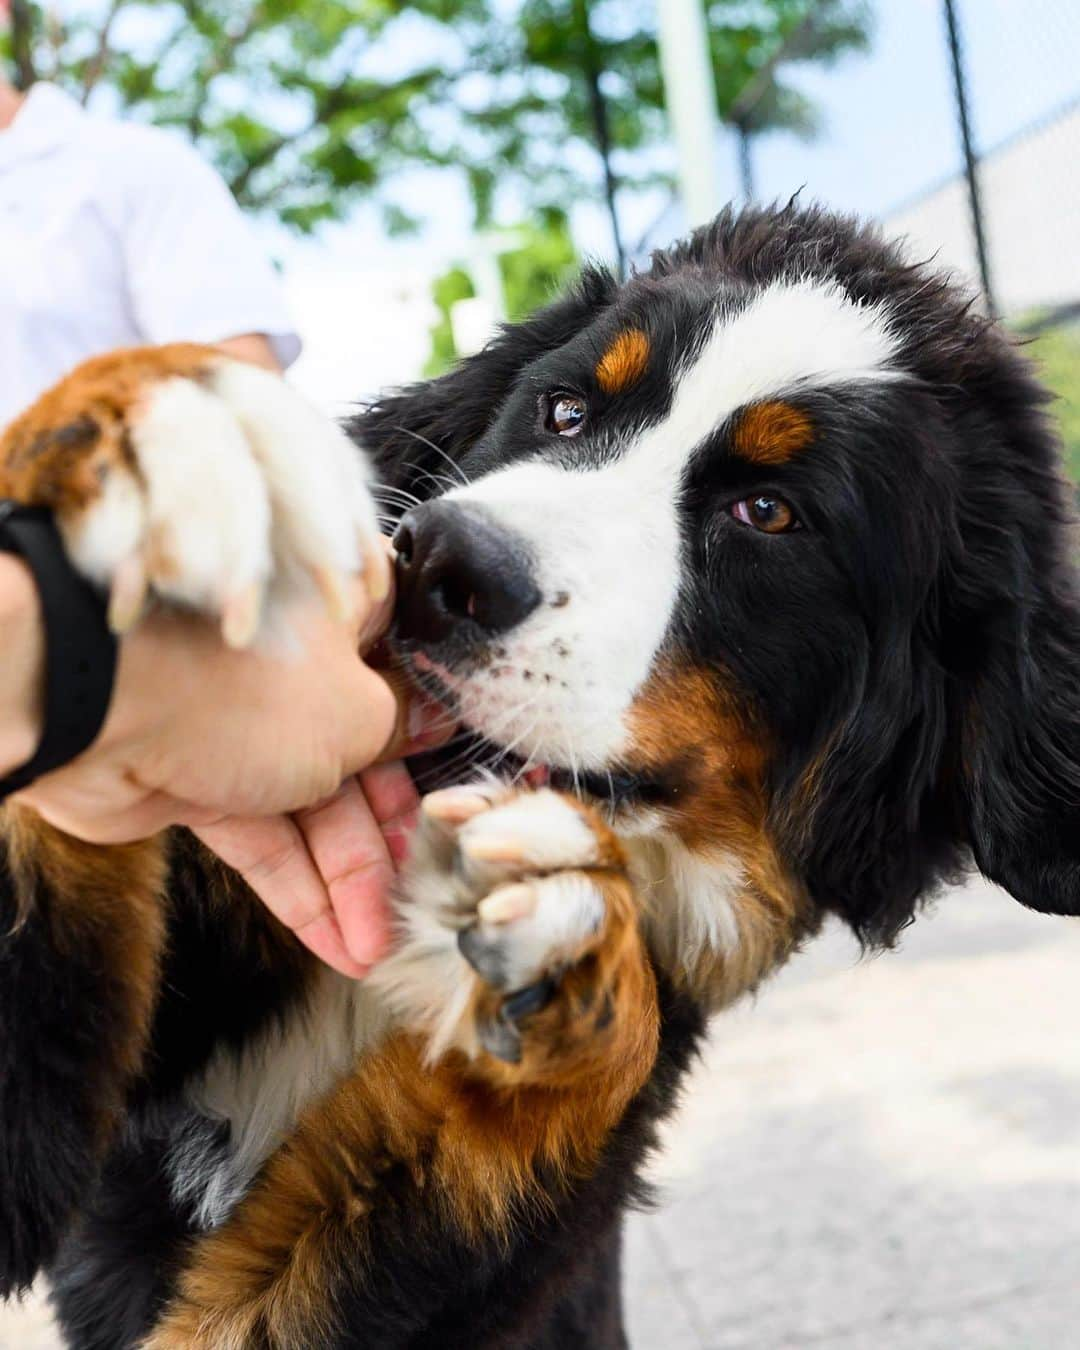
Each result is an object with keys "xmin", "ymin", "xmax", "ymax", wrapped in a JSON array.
[
  {"xmin": 624, "ymin": 880, "xmax": 1080, "ymax": 1348},
  {"xmin": 2, "ymin": 880, "xmax": 1077, "ymax": 1348}
]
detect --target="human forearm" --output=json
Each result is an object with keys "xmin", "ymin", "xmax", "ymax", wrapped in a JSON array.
[
  {"xmin": 215, "ymin": 333, "xmax": 282, "ymax": 371},
  {"xmin": 0, "ymin": 554, "xmax": 43, "ymax": 778}
]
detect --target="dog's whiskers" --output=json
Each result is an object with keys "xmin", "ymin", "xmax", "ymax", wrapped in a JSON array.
[{"xmin": 396, "ymin": 432, "xmax": 471, "ymax": 489}]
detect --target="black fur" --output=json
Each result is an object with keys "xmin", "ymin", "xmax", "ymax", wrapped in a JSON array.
[{"xmin": 0, "ymin": 848, "xmax": 143, "ymax": 1297}]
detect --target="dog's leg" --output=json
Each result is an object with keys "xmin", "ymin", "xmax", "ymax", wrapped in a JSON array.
[
  {"xmin": 0, "ymin": 344, "xmax": 386, "ymax": 1304},
  {"xmin": 0, "ymin": 807, "xmax": 168, "ymax": 1295},
  {"xmin": 143, "ymin": 787, "xmax": 659, "ymax": 1350}
]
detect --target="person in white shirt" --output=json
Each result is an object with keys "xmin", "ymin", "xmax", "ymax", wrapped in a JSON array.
[
  {"xmin": 0, "ymin": 72, "xmax": 441, "ymax": 978},
  {"xmin": 0, "ymin": 75, "xmax": 300, "ymax": 425}
]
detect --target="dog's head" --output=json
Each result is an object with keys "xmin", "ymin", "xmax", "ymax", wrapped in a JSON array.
[{"xmin": 355, "ymin": 203, "xmax": 1080, "ymax": 964}]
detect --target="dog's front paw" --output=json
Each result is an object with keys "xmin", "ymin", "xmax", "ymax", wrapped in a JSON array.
[
  {"xmin": 0, "ymin": 344, "xmax": 387, "ymax": 646},
  {"xmin": 377, "ymin": 785, "xmax": 643, "ymax": 1079}
]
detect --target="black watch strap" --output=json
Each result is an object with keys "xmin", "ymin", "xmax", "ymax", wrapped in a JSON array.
[{"xmin": 0, "ymin": 501, "xmax": 118, "ymax": 798}]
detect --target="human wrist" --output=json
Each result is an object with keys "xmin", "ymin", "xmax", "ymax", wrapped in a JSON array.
[{"xmin": 0, "ymin": 552, "xmax": 45, "ymax": 776}]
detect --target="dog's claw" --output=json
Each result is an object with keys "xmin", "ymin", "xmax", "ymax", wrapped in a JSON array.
[
  {"xmin": 221, "ymin": 582, "xmax": 264, "ymax": 649},
  {"xmin": 423, "ymin": 788, "xmax": 494, "ymax": 825},
  {"xmin": 107, "ymin": 554, "xmax": 148, "ymax": 635},
  {"xmin": 313, "ymin": 564, "xmax": 354, "ymax": 625},
  {"xmin": 462, "ymin": 838, "xmax": 525, "ymax": 865},
  {"xmin": 363, "ymin": 536, "xmax": 392, "ymax": 603},
  {"xmin": 477, "ymin": 883, "xmax": 537, "ymax": 925}
]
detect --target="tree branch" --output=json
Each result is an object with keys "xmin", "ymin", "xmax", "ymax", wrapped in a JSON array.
[
  {"xmin": 80, "ymin": 0, "xmax": 127, "ymax": 105},
  {"xmin": 727, "ymin": 13, "xmax": 816, "ymax": 124},
  {"xmin": 572, "ymin": 0, "xmax": 625, "ymax": 278},
  {"xmin": 8, "ymin": 0, "xmax": 38, "ymax": 90},
  {"xmin": 181, "ymin": 3, "xmax": 262, "ymax": 141}
]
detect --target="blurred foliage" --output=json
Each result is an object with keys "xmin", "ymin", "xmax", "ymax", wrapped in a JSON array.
[
  {"xmin": 425, "ymin": 211, "xmax": 577, "ymax": 375},
  {"xmin": 426, "ymin": 264, "xmax": 476, "ymax": 375},
  {"xmin": 2, "ymin": 0, "xmax": 870, "ymax": 236},
  {"xmin": 499, "ymin": 213, "xmax": 578, "ymax": 321},
  {"xmin": 1028, "ymin": 322, "xmax": 1080, "ymax": 482}
]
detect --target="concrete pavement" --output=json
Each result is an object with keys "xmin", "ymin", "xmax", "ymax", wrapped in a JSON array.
[
  {"xmin": 2, "ymin": 879, "xmax": 1077, "ymax": 1348},
  {"xmin": 624, "ymin": 879, "xmax": 1080, "ymax": 1348}
]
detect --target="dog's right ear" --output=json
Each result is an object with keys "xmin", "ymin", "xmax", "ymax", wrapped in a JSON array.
[
  {"xmin": 348, "ymin": 266, "xmax": 617, "ymax": 501},
  {"xmin": 958, "ymin": 595, "xmax": 1080, "ymax": 918}
]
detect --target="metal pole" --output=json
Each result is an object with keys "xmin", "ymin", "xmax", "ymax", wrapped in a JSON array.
[
  {"xmin": 573, "ymin": 0, "xmax": 626, "ymax": 278},
  {"xmin": 657, "ymin": 0, "xmax": 722, "ymax": 228},
  {"xmin": 942, "ymin": 0, "xmax": 996, "ymax": 314},
  {"xmin": 737, "ymin": 123, "xmax": 754, "ymax": 202}
]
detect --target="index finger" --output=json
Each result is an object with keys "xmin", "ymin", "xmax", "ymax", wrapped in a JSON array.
[
  {"xmin": 192, "ymin": 812, "xmax": 370, "ymax": 978},
  {"xmin": 291, "ymin": 773, "xmax": 408, "ymax": 969}
]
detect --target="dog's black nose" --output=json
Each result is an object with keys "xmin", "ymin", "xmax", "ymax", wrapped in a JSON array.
[{"xmin": 393, "ymin": 502, "xmax": 541, "ymax": 646}]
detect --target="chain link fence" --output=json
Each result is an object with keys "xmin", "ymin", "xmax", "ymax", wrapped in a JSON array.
[{"xmin": 634, "ymin": 0, "xmax": 1080, "ymax": 480}]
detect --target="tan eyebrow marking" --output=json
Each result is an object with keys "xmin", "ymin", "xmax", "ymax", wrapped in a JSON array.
[
  {"xmin": 732, "ymin": 401, "xmax": 814, "ymax": 465},
  {"xmin": 595, "ymin": 329, "xmax": 650, "ymax": 394}
]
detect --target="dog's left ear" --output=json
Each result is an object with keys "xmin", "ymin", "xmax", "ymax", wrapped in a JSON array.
[
  {"xmin": 347, "ymin": 266, "xmax": 617, "ymax": 500},
  {"xmin": 959, "ymin": 583, "xmax": 1080, "ymax": 916}
]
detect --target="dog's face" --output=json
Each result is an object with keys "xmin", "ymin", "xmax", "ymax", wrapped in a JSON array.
[{"xmin": 359, "ymin": 205, "xmax": 1080, "ymax": 959}]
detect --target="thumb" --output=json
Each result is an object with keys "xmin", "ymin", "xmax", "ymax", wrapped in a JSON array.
[
  {"xmin": 332, "ymin": 661, "xmax": 402, "ymax": 779},
  {"xmin": 332, "ymin": 657, "xmax": 456, "ymax": 781},
  {"xmin": 375, "ymin": 676, "xmax": 457, "ymax": 764}
]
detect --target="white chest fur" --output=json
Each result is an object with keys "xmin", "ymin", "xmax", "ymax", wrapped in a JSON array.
[{"xmin": 169, "ymin": 969, "xmax": 389, "ymax": 1229}]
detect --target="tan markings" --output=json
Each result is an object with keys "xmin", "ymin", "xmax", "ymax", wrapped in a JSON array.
[
  {"xmin": 0, "ymin": 343, "xmax": 220, "ymax": 514},
  {"xmin": 626, "ymin": 661, "xmax": 812, "ymax": 1008},
  {"xmin": 469, "ymin": 809, "xmax": 654, "ymax": 1094},
  {"xmin": 2, "ymin": 806, "xmax": 168, "ymax": 1140},
  {"xmin": 595, "ymin": 329, "xmax": 650, "ymax": 394},
  {"xmin": 147, "ymin": 819, "xmax": 658, "ymax": 1350},
  {"xmin": 732, "ymin": 400, "xmax": 813, "ymax": 465},
  {"xmin": 149, "ymin": 1012, "xmax": 658, "ymax": 1349}
]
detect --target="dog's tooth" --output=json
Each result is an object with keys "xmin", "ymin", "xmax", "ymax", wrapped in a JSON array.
[{"xmin": 478, "ymin": 883, "xmax": 537, "ymax": 925}]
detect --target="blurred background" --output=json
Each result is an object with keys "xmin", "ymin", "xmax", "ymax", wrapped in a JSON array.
[
  {"xmin": 2, "ymin": 2, "xmax": 1079, "ymax": 1347},
  {"xmin": 2, "ymin": 0, "xmax": 1076, "ymax": 466}
]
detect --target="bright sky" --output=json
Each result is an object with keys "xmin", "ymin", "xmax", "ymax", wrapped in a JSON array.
[{"xmin": 271, "ymin": 0, "xmax": 1080, "ymax": 407}]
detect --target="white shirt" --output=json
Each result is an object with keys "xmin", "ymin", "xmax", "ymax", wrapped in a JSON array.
[{"xmin": 0, "ymin": 84, "xmax": 300, "ymax": 427}]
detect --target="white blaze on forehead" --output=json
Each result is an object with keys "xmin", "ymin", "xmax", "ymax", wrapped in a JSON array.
[
  {"xmin": 648, "ymin": 277, "xmax": 899, "ymax": 469},
  {"xmin": 443, "ymin": 278, "xmax": 899, "ymax": 768}
]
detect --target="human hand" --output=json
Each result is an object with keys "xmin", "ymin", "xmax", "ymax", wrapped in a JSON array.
[
  {"xmin": 14, "ymin": 575, "xmax": 453, "ymax": 976},
  {"xmin": 0, "ymin": 346, "xmax": 459, "ymax": 975}
]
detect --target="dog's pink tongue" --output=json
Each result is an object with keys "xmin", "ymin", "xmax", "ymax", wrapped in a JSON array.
[{"xmin": 525, "ymin": 765, "xmax": 551, "ymax": 788}]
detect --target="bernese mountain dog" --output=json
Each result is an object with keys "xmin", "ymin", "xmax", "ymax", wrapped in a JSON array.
[{"xmin": 0, "ymin": 203, "xmax": 1077, "ymax": 1349}]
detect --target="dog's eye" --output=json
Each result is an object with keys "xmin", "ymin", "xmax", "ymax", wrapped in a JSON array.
[
  {"xmin": 731, "ymin": 494, "xmax": 799, "ymax": 534},
  {"xmin": 545, "ymin": 391, "xmax": 587, "ymax": 437}
]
